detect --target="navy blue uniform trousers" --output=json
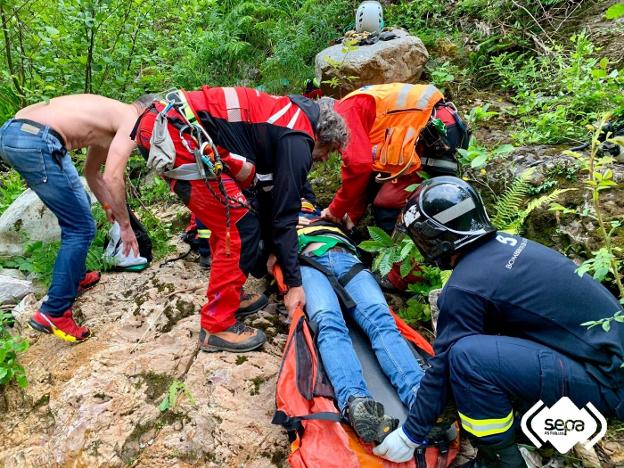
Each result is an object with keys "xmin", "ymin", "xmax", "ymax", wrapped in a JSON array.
[{"xmin": 449, "ymin": 334, "xmax": 617, "ymax": 447}]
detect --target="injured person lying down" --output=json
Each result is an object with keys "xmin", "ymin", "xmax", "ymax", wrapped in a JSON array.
[{"xmin": 293, "ymin": 198, "xmax": 426, "ymax": 443}]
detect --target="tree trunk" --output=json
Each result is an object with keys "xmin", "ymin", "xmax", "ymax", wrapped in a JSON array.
[{"xmin": 0, "ymin": 4, "xmax": 25, "ymax": 105}]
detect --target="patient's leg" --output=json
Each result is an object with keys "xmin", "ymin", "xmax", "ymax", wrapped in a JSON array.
[
  {"xmin": 301, "ymin": 265, "xmax": 370, "ymax": 410},
  {"xmin": 344, "ymin": 265, "xmax": 425, "ymax": 409}
]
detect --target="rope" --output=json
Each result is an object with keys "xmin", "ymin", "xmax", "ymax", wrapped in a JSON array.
[{"xmin": 164, "ymin": 95, "xmax": 260, "ymax": 257}]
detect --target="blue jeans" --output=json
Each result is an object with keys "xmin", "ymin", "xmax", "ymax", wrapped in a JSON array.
[
  {"xmin": 0, "ymin": 119, "xmax": 95, "ymax": 316},
  {"xmin": 301, "ymin": 250, "xmax": 425, "ymax": 411}
]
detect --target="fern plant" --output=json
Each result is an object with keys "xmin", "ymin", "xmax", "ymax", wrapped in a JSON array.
[{"xmin": 491, "ymin": 169, "xmax": 573, "ymax": 234}]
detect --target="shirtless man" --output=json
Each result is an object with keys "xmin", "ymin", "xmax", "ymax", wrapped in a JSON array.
[{"xmin": 0, "ymin": 94, "xmax": 150, "ymax": 342}]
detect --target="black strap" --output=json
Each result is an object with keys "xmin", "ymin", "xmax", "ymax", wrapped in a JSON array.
[
  {"xmin": 339, "ymin": 263, "xmax": 365, "ymax": 287},
  {"xmin": 299, "ymin": 255, "xmax": 356, "ymax": 309},
  {"xmin": 272, "ymin": 410, "xmax": 342, "ymax": 431}
]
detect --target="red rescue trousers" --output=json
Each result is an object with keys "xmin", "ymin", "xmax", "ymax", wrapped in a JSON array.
[{"xmin": 174, "ymin": 177, "xmax": 260, "ymax": 333}]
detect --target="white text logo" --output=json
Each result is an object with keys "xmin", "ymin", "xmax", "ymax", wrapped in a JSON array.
[{"xmin": 521, "ymin": 397, "xmax": 607, "ymax": 453}]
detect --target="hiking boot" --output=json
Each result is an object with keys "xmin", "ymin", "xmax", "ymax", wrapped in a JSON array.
[
  {"xmin": 346, "ymin": 397, "xmax": 399, "ymax": 443},
  {"xmin": 473, "ymin": 443, "xmax": 526, "ymax": 468},
  {"xmin": 236, "ymin": 292, "xmax": 268, "ymax": 319},
  {"xmin": 29, "ymin": 310, "xmax": 91, "ymax": 342},
  {"xmin": 199, "ymin": 321, "xmax": 266, "ymax": 353},
  {"xmin": 199, "ymin": 254, "xmax": 211, "ymax": 269},
  {"xmin": 77, "ymin": 271, "xmax": 101, "ymax": 296}
]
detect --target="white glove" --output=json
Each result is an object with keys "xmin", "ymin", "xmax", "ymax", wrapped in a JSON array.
[{"xmin": 372, "ymin": 426, "xmax": 420, "ymax": 463}]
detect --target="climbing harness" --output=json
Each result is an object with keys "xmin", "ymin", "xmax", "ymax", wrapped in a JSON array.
[{"xmin": 154, "ymin": 89, "xmax": 257, "ymax": 255}]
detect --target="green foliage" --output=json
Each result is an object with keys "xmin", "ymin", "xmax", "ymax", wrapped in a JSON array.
[
  {"xmin": 321, "ymin": 39, "xmax": 359, "ymax": 93},
  {"xmin": 550, "ymin": 115, "xmax": 624, "ymax": 297},
  {"xmin": 576, "ymin": 247, "xmax": 618, "ymax": 283},
  {"xmin": 605, "ymin": 3, "xmax": 624, "ymax": 20},
  {"xmin": 360, "ymin": 228, "xmax": 443, "ymax": 324},
  {"xmin": 492, "ymin": 33, "xmax": 624, "ymax": 145},
  {"xmin": 492, "ymin": 168, "xmax": 575, "ymax": 233},
  {"xmin": 0, "ymin": 241, "xmax": 60, "ymax": 287},
  {"xmin": 0, "ymin": 170, "xmax": 26, "ymax": 215},
  {"xmin": 457, "ymin": 137, "xmax": 514, "ymax": 169},
  {"xmin": 428, "ymin": 61, "xmax": 455, "ymax": 94},
  {"xmin": 0, "ymin": 312, "xmax": 29, "ymax": 388},
  {"xmin": 466, "ymin": 104, "xmax": 498, "ymax": 127},
  {"xmin": 581, "ymin": 310, "xmax": 624, "ymax": 333},
  {"xmin": 159, "ymin": 379, "xmax": 196, "ymax": 412}
]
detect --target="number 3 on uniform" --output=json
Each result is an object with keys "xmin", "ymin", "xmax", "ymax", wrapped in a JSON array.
[{"xmin": 496, "ymin": 234, "xmax": 518, "ymax": 247}]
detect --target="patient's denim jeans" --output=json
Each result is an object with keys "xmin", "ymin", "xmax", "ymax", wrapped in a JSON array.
[
  {"xmin": 0, "ymin": 119, "xmax": 95, "ymax": 316},
  {"xmin": 301, "ymin": 250, "xmax": 424, "ymax": 411}
]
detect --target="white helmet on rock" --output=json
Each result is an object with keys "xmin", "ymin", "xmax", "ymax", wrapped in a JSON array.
[{"xmin": 355, "ymin": 1, "xmax": 383, "ymax": 34}]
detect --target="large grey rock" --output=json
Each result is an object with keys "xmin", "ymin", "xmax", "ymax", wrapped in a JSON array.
[
  {"xmin": 0, "ymin": 275, "xmax": 33, "ymax": 305},
  {"xmin": 315, "ymin": 28, "xmax": 429, "ymax": 98},
  {"xmin": 11, "ymin": 292, "xmax": 37, "ymax": 329},
  {"xmin": 0, "ymin": 178, "xmax": 95, "ymax": 256}
]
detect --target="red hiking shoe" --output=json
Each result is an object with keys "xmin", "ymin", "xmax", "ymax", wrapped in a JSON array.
[
  {"xmin": 29, "ymin": 310, "xmax": 91, "ymax": 342},
  {"xmin": 77, "ymin": 271, "xmax": 101, "ymax": 296}
]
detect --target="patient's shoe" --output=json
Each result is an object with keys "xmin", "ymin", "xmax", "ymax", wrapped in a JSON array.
[{"xmin": 346, "ymin": 397, "xmax": 399, "ymax": 443}]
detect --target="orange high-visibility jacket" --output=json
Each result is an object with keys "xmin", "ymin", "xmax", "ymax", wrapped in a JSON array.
[{"xmin": 343, "ymin": 83, "xmax": 444, "ymax": 181}]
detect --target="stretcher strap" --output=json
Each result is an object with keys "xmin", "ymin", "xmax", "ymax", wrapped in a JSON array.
[
  {"xmin": 272, "ymin": 410, "xmax": 342, "ymax": 432},
  {"xmin": 299, "ymin": 255, "xmax": 356, "ymax": 309}
]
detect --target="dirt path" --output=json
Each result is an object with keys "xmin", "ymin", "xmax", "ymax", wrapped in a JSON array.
[{"xmin": 0, "ymin": 241, "xmax": 289, "ymax": 466}]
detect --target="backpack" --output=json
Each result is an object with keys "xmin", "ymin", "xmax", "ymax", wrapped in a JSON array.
[
  {"xmin": 128, "ymin": 206, "xmax": 153, "ymax": 262},
  {"xmin": 273, "ymin": 305, "xmax": 460, "ymax": 468},
  {"xmin": 342, "ymin": 84, "xmax": 469, "ymax": 181}
]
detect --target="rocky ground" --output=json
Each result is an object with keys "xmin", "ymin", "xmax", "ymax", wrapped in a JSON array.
[{"xmin": 0, "ymin": 237, "xmax": 291, "ymax": 467}]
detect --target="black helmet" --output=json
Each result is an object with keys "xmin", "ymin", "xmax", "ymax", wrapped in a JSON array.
[{"xmin": 401, "ymin": 176, "xmax": 495, "ymax": 269}]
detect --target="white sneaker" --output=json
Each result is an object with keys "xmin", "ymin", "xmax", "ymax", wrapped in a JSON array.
[{"xmin": 104, "ymin": 222, "xmax": 148, "ymax": 268}]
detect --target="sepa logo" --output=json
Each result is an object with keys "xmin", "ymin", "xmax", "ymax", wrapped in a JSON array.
[{"xmin": 521, "ymin": 397, "xmax": 607, "ymax": 454}]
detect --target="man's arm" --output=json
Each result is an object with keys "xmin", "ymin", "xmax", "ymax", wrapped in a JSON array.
[
  {"xmin": 403, "ymin": 286, "xmax": 487, "ymax": 440},
  {"xmin": 84, "ymin": 145, "xmax": 115, "ymax": 221},
  {"xmin": 271, "ymin": 133, "xmax": 313, "ymax": 314},
  {"xmin": 326, "ymin": 100, "xmax": 375, "ymax": 224},
  {"xmin": 102, "ymin": 122, "xmax": 139, "ymax": 256}
]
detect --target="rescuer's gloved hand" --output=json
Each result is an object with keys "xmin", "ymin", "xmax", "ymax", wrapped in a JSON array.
[{"xmin": 373, "ymin": 426, "xmax": 424, "ymax": 463}]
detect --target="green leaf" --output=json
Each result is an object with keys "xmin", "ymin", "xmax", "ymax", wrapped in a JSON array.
[
  {"xmin": 358, "ymin": 240, "xmax": 384, "ymax": 253},
  {"xmin": 470, "ymin": 153, "xmax": 489, "ymax": 168},
  {"xmin": 159, "ymin": 396, "xmax": 170, "ymax": 412},
  {"xmin": 367, "ymin": 226, "xmax": 393, "ymax": 248},
  {"xmin": 602, "ymin": 320, "xmax": 611, "ymax": 332},
  {"xmin": 614, "ymin": 314, "xmax": 624, "ymax": 323},
  {"xmin": 15, "ymin": 372, "xmax": 28, "ymax": 388},
  {"xmin": 492, "ymin": 144, "xmax": 515, "ymax": 156},
  {"xmin": 605, "ymin": 3, "xmax": 624, "ymax": 19},
  {"xmin": 379, "ymin": 253, "xmax": 394, "ymax": 277}
]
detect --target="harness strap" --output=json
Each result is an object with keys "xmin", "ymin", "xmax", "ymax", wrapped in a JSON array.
[
  {"xmin": 338, "ymin": 263, "xmax": 366, "ymax": 287},
  {"xmin": 299, "ymin": 255, "xmax": 355, "ymax": 310},
  {"xmin": 299, "ymin": 255, "xmax": 367, "ymax": 310},
  {"xmin": 420, "ymin": 157, "xmax": 458, "ymax": 171},
  {"xmin": 163, "ymin": 163, "xmax": 216, "ymax": 180}
]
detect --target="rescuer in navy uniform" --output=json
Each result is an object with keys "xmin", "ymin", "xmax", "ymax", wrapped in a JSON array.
[{"xmin": 373, "ymin": 176, "xmax": 624, "ymax": 466}]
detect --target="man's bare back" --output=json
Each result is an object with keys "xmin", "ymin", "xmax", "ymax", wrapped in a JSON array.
[{"xmin": 15, "ymin": 94, "xmax": 139, "ymax": 151}]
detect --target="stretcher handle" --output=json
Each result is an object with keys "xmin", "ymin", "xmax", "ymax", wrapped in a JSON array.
[{"xmin": 273, "ymin": 264, "xmax": 288, "ymax": 294}]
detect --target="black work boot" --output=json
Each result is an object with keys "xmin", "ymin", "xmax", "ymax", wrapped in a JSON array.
[
  {"xmin": 472, "ymin": 443, "xmax": 526, "ymax": 468},
  {"xmin": 345, "ymin": 397, "xmax": 399, "ymax": 443},
  {"xmin": 199, "ymin": 321, "xmax": 266, "ymax": 353}
]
